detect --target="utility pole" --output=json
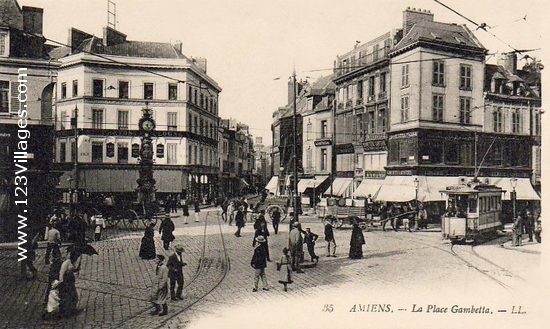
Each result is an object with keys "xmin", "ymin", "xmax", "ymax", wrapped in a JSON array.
[
  {"xmin": 292, "ymin": 68, "xmax": 299, "ymax": 224},
  {"xmin": 71, "ymin": 106, "xmax": 79, "ymax": 216}
]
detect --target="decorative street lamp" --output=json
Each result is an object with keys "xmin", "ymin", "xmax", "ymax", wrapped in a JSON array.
[
  {"xmin": 312, "ymin": 177, "xmax": 317, "ymax": 209},
  {"xmin": 137, "ymin": 102, "xmax": 157, "ymax": 219},
  {"xmin": 413, "ymin": 177, "xmax": 419, "ymax": 230},
  {"xmin": 291, "ymin": 69, "xmax": 299, "ymax": 225},
  {"xmin": 70, "ymin": 105, "xmax": 79, "ymax": 217},
  {"xmin": 510, "ymin": 178, "xmax": 518, "ymax": 220}
]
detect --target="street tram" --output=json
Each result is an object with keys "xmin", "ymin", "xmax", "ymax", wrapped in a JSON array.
[{"xmin": 441, "ymin": 181, "xmax": 504, "ymax": 244}]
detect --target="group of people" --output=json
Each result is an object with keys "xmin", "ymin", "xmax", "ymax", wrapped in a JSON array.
[
  {"xmin": 512, "ymin": 208, "xmax": 542, "ymax": 246},
  {"xmin": 380, "ymin": 202, "xmax": 428, "ymax": 232},
  {"xmin": 138, "ymin": 214, "xmax": 188, "ymax": 317}
]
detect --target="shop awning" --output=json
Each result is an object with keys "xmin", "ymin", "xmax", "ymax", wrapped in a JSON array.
[
  {"xmin": 420, "ymin": 176, "xmax": 460, "ymax": 202},
  {"xmin": 72, "ymin": 168, "xmax": 184, "ymax": 193},
  {"xmin": 353, "ymin": 178, "xmax": 384, "ymax": 198},
  {"xmin": 265, "ymin": 176, "xmax": 278, "ymax": 194},
  {"xmin": 153, "ymin": 170, "xmax": 184, "ymax": 193},
  {"xmin": 490, "ymin": 177, "xmax": 540, "ymax": 200},
  {"xmin": 324, "ymin": 177, "xmax": 353, "ymax": 197},
  {"xmin": 375, "ymin": 176, "xmax": 417, "ymax": 202},
  {"xmin": 82, "ymin": 169, "xmax": 139, "ymax": 193},
  {"xmin": 298, "ymin": 175, "xmax": 330, "ymax": 193}
]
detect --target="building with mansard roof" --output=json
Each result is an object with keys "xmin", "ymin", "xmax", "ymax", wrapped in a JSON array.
[{"xmin": 52, "ymin": 26, "xmax": 222, "ymax": 205}]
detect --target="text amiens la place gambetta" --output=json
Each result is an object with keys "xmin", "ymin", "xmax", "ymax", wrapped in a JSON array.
[{"xmin": 349, "ymin": 304, "xmax": 491, "ymax": 314}]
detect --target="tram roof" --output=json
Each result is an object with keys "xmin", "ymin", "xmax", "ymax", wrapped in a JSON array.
[{"xmin": 440, "ymin": 182, "xmax": 503, "ymax": 194}]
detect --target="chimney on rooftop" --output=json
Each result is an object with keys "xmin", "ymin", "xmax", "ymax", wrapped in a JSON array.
[
  {"xmin": 403, "ymin": 7, "xmax": 434, "ymax": 36},
  {"xmin": 22, "ymin": 6, "xmax": 43, "ymax": 35},
  {"xmin": 498, "ymin": 52, "xmax": 518, "ymax": 74},
  {"xmin": 103, "ymin": 26, "xmax": 127, "ymax": 46},
  {"xmin": 173, "ymin": 40, "xmax": 183, "ymax": 53},
  {"xmin": 192, "ymin": 57, "xmax": 207, "ymax": 73}
]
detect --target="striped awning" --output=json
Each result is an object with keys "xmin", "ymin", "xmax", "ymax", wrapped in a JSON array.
[
  {"xmin": 353, "ymin": 179, "xmax": 384, "ymax": 198},
  {"xmin": 324, "ymin": 178, "xmax": 353, "ymax": 197},
  {"xmin": 265, "ymin": 176, "xmax": 278, "ymax": 194}
]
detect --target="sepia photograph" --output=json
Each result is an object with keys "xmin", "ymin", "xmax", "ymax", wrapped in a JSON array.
[{"xmin": 0, "ymin": 0, "xmax": 547, "ymax": 328}]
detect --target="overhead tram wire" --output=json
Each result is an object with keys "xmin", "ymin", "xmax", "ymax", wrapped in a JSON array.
[{"xmin": 433, "ymin": 0, "xmax": 538, "ymax": 56}]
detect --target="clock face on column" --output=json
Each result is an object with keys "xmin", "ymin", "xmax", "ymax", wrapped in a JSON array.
[{"xmin": 140, "ymin": 118, "xmax": 155, "ymax": 132}]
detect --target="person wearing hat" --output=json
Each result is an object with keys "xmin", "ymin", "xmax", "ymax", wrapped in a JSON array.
[
  {"xmin": 235, "ymin": 206, "xmax": 245, "ymax": 237},
  {"xmin": 167, "ymin": 245, "xmax": 187, "ymax": 301},
  {"xmin": 151, "ymin": 254, "xmax": 169, "ymax": 316},
  {"xmin": 289, "ymin": 221, "xmax": 305, "ymax": 273},
  {"xmin": 324, "ymin": 218, "xmax": 337, "ymax": 257},
  {"xmin": 303, "ymin": 228, "xmax": 320, "ymax": 263},
  {"xmin": 250, "ymin": 235, "xmax": 269, "ymax": 292},
  {"xmin": 277, "ymin": 247, "xmax": 293, "ymax": 291},
  {"xmin": 159, "ymin": 214, "xmax": 175, "ymax": 250}
]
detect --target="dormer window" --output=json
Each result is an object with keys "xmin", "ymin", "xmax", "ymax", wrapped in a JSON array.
[
  {"xmin": 454, "ymin": 36, "xmax": 466, "ymax": 44},
  {"xmin": 430, "ymin": 32, "xmax": 441, "ymax": 39},
  {"xmin": 0, "ymin": 31, "xmax": 8, "ymax": 57}
]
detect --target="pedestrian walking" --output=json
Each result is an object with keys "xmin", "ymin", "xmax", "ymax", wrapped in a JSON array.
[
  {"xmin": 167, "ymin": 245, "xmax": 187, "ymax": 301},
  {"xmin": 139, "ymin": 222, "xmax": 157, "ymax": 259},
  {"xmin": 150, "ymin": 254, "xmax": 169, "ymax": 316},
  {"xmin": 227, "ymin": 201, "xmax": 235, "ymax": 226},
  {"xmin": 221, "ymin": 198, "xmax": 229, "ymax": 222},
  {"xmin": 159, "ymin": 214, "xmax": 175, "ymax": 250},
  {"xmin": 253, "ymin": 213, "xmax": 271, "ymax": 262},
  {"xmin": 251, "ymin": 235, "xmax": 269, "ymax": 292},
  {"xmin": 44, "ymin": 280, "xmax": 61, "ymax": 318},
  {"xmin": 402, "ymin": 205, "xmax": 412, "ymax": 232},
  {"xmin": 92, "ymin": 214, "xmax": 106, "ymax": 241},
  {"xmin": 417, "ymin": 202, "xmax": 428, "ymax": 230},
  {"xmin": 534, "ymin": 220, "xmax": 542, "ymax": 243},
  {"xmin": 303, "ymin": 227, "xmax": 320, "ymax": 263},
  {"xmin": 235, "ymin": 206, "xmax": 245, "ymax": 237},
  {"xmin": 45, "ymin": 224, "xmax": 61, "ymax": 265},
  {"xmin": 349, "ymin": 223, "xmax": 366, "ymax": 259},
  {"xmin": 271, "ymin": 207, "xmax": 281, "ymax": 234},
  {"xmin": 276, "ymin": 247, "xmax": 293, "ymax": 292},
  {"xmin": 512, "ymin": 215, "xmax": 523, "ymax": 246},
  {"xmin": 181, "ymin": 200, "xmax": 190, "ymax": 224},
  {"xmin": 523, "ymin": 209, "xmax": 535, "ymax": 242},
  {"xmin": 194, "ymin": 199, "xmax": 201, "ymax": 222},
  {"xmin": 171, "ymin": 195, "xmax": 178, "ymax": 213},
  {"xmin": 20, "ymin": 233, "xmax": 39, "ymax": 280},
  {"xmin": 324, "ymin": 219, "xmax": 337, "ymax": 257},
  {"xmin": 58, "ymin": 251, "xmax": 81, "ymax": 317},
  {"xmin": 242, "ymin": 197, "xmax": 249, "ymax": 225},
  {"xmin": 42, "ymin": 252, "xmax": 63, "ymax": 319},
  {"xmin": 289, "ymin": 222, "xmax": 304, "ymax": 273}
]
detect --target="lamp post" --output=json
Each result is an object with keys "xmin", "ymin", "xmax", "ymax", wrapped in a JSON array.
[
  {"xmin": 312, "ymin": 177, "xmax": 317, "ymax": 209},
  {"xmin": 413, "ymin": 177, "xmax": 419, "ymax": 230},
  {"xmin": 70, "ymin": 106, "xmax": 79, "ymax": 217},
  {"xmin": 510, "ymin": 178, "xmax": 518, "ymax": 220}
]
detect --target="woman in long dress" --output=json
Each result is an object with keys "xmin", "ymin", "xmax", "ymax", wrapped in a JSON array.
[
  {"xmin": 139, "ymin": 223, "xmax": 156, "ymax": 259},
  {"xmin": 58, "ymin": 251, "xmax": 81, "ymax": 317},
  {"xmin": 349, "ymin": 223, "xmax": 366, "ymax": 259},
  {"xmin": 277, "ymin": 247, "xmax": 293, "ymax": 291}
]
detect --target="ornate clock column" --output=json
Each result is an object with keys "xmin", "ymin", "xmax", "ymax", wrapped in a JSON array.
[{"xmin": 137, "ymin": 102, "xmax": 157, "ymax": 219}]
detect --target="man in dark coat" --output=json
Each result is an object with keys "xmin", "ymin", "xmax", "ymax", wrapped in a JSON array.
[
  {"xmin": 303, "ymin": 228, "xmax": 320, "ymax": 262},
  {"xmin": 271, "ymin": 207, "xmax": 281, "ymax": 234},
  {"xmin": 324, "ymin": 219, "xmax": 336, "ymax": 257},
  {"xmin": 167, "ymin": 245, "xmax": 186, "ymax": 300},
  {"xmin": 289, "ymin": 222, "xmax": 304, "ymax": 273},
  {"xmin": 235, "ymin": 206, "xmax": 245, "ymax": 237},
  {"xmin": 250, "ymin": 236, "xmax": 269, "ymax": 292},
  {"xmin": 159, "ymin": 214, "xmax": 175, "ymax": 250}
]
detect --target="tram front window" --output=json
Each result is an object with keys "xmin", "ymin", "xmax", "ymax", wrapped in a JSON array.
[{"xmin": 468, "ymin": 196, "xmax": 477, "ymax": 213}]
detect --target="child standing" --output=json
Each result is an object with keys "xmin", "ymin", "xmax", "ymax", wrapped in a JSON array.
[{"xmin": 277, "ymin": 247, "xmax": 293, "ymax": 292}]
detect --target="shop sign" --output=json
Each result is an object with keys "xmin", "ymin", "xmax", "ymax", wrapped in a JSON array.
[
  {"xmin": 314, "ymin": 139, "xmax": 332, "ymax": 147},
  {"xmin": 363, "ymin": 140, "xmax": 387, "ymax": 151},
  {"xmin": 106, "ymin": 142, "xmax": 115, "ymax": 158},
  {"xmin": 335, "ymin": 143, "xmax": 355, "ymax": 154},
  {"xmin": 156, "ymin": 144, "xmax": 164, "ymax": 158},
  {"xmin": 389, "ymin": 131, "xmax": 418, "ymax": 140},
  {"xmin": 131, "ymin": 143, "xmax": 140, "ymax": 158}
]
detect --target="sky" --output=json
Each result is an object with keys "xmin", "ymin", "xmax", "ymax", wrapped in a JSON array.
[{"xmin": 20, "ymin": 0, "xmax": 546, "ymax": 144}]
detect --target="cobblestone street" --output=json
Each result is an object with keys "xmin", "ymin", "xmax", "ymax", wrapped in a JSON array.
[{"xmin": 1, "ymin": 208, "xmax": 546, "ymax": 329}]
